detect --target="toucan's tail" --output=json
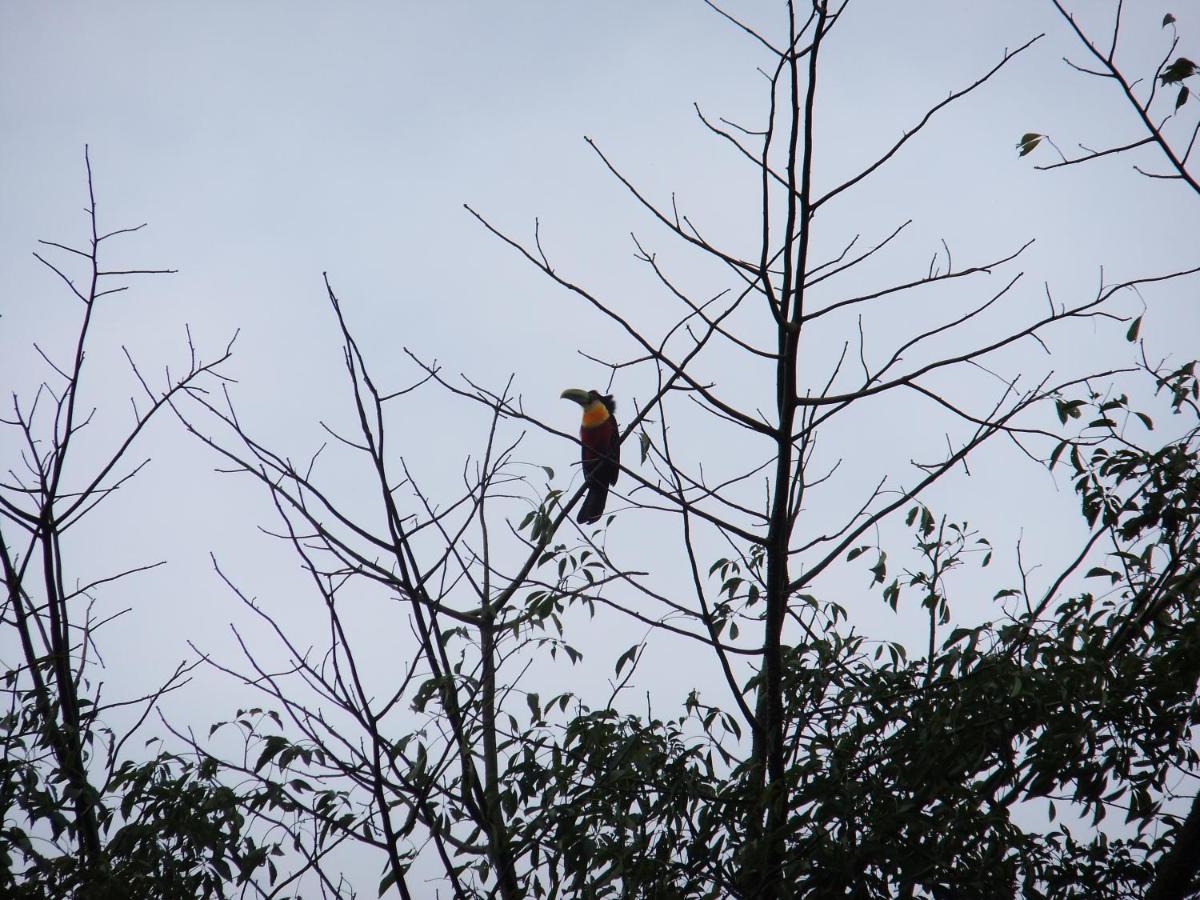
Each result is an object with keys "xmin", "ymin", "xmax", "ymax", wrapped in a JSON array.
[{"xmin": 578, "ymin": 482, "xmax": 610, "ymax": 524}]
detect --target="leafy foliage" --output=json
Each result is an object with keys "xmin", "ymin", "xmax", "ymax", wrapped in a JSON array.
[{"xmin": 0, "ymin": 687, "xmax": 285, "ymax": 899}]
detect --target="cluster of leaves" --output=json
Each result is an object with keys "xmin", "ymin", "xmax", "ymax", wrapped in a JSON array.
[
  {"xmin": 759, "ymin": 377, "xmax": 1198, "ymax": 897},
  {"xmin": 0, "ymin": 686, "xmax": 282, "ymax": 899},
  {"xmin": 507, "ymin": 709, "xmax": 720, "ymax": 898}
]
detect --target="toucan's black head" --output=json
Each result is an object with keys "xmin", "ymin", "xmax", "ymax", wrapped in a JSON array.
[{"xmin": 560, "ymin": 388, "xmax": 616, "ymax": 414}]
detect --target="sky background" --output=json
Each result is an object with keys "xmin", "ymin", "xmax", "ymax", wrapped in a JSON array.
[{"xmin": 3, "ymin": 0, "xmax": 1199, "ymax": 891}]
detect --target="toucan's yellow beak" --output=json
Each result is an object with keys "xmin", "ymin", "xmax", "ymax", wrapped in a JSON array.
[{"xmin": 560, "ymin": 388, "xmax": 591, "ymax": 406}]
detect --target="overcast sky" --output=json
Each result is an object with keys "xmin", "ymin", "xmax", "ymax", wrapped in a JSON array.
[{"xmin": 3, "ymin": 0, "xmax": 1199, "ymax": 891}]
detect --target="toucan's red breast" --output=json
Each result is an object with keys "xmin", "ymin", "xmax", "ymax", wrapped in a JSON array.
[{"xmin": 581, "ymin": 400, "xmax": 611, "ymax": 429}]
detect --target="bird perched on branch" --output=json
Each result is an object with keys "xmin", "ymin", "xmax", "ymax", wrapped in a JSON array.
[{"xmin": 561, "ymin": 388, "xmax": 620, "ymax": 524}]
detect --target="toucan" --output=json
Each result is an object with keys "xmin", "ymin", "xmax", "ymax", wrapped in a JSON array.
[{"xmin": 561, "ymin": 388, "xmax": 620, "ymax": 524}]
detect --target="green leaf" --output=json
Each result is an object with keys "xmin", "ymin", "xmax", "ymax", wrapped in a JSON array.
[
  {"xmin": 1016, "ymin": 132, "xmax": 1043, "ymax": 157},
  {"xmin": 1125, "ymin": 316, "xmax": 1142, "ymax": 342},
  {"xmin": 869, "ymin": 551, "xmax": 888, "ymax": 586},
  {"xmin": 846, "ymin": 545, "xmax": 869, "ymax": 561},
  {"xmin": 1163, "ymin": 13, "xmax": 1176, "ymax": 26},
  {"xmin": 638, "ymin": 431, "xmax": 651, "ymax": 464},
  {"xmin": 1135, "ymin": 412, "xmax": 1154, "ymax": 430},
  {"xmin": 1160, "ymin": 57, "xmax": 1196, "ymax": 85},
  {"xmin": 379, "ymin": 869, "xmax": 399, "ymax": 897},
  {"xmin": 883, "ymin": 580, "xmax": 900, "ymax": 610},
  {"xmin": 1177, "ymin": 85, "xmax": 1190, "ymax": 110},
  {"xmin": 1055, "ymin": 398, "xmax": 1083, "ymax": 424},
  {"xmin": 614, "ymin": 645, "xmax": 637, "ymax": 677},
  {"xmin": 253, "ymin": 735, "xmax": 288, "ymax": 773},
  {"xmin": 1048, "ymin": 438, "xmax": 1070, "ymax": 470},
  {"xmin": 541, "ymin": 465, "xmax": 555, "ymax": 480}
]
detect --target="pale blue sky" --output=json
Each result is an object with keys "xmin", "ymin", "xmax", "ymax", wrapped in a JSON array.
[{"xmin": 3, "ymin": 0, "xmax": 1198, "ymax": 890}]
